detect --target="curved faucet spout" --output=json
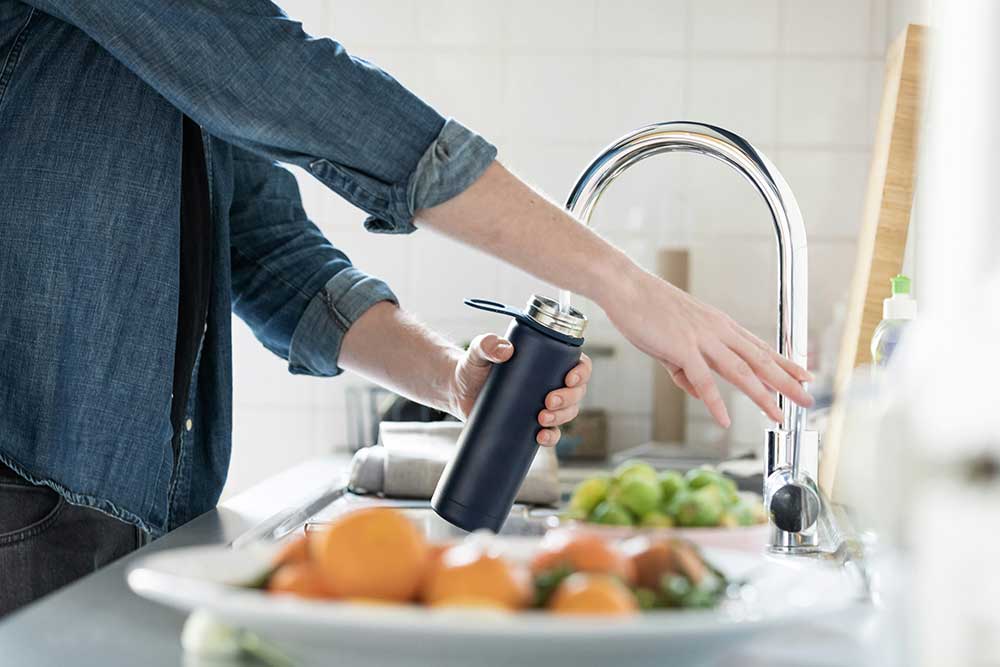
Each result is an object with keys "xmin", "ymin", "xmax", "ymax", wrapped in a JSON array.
[
  {"xmin": 563, "ymin": 121, "xmax": 808, "ymax": 434},
  {"xmin": 563, "ymin": 121, "xmax": 820, "ymax": 553}
]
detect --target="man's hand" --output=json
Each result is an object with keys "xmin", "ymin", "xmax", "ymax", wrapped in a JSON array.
[
  {"xmin": 604, "ymin": 270, "xmax": 813, "ymax": 428},
  {"xmin": 449, "ymin": 334, "xmax": 592, "ymax": 446}
]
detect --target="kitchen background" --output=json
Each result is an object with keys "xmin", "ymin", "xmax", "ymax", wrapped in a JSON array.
[{"xmin": 225, "ymin": 0, "xmax": 929, "ymax": 498}]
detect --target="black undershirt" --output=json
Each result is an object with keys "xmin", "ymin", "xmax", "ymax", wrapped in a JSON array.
[{"xmin": 170, "ymin": 117, "xmax": 213, "ymax": 459}]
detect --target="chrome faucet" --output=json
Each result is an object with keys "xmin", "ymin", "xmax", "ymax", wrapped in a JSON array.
[{"xmin": 563, "ymin": 121, "xmax": 821, "ymax": 553}]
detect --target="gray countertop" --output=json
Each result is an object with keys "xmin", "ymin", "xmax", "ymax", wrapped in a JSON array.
[{"xmin": 0, "ymin": 453, "xmax": 890, "ymax": 667}]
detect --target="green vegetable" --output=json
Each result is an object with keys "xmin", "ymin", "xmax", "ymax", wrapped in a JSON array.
[
  {"xmin": 657, "ymin": 470, "xmax": 685, "ymax": 505},
  {"xmin": 533, "ymin": 564, "xmax": 575, "ymax": 607},
  {"xmin": 639, "ymin": 511, "xmax": 674, "ymax": 528},
  {"xmin": 673, "ymin": 485, "xmax": 725, "ymax": 527},
  {"xmin": 634, "ymin": 587, "xmax": 659, "ymax": 610},
  {"xmin": 244, "ymin": 566, "xmax": 277, "ymax": 590},
  {"xmin": 683, "ymin": 584, "xmax": 723, "ymax": 609},
  {"xmin": 684, "ymin": 467, "xmax": 739, "ymax": 505},
  {"xmin": 590, "ymin": 500, "xmax": 634, "ymax": 526},
  {"xmin": 560, "ymin": 507, "xmax": 589, "ymax": 523},
  {"xmin": 610, "ymin": 476, "xmax": 662, "ymax": 517},
  {"xmin": 659, "ymin": 574, "xmax": 692, "ymax": 607},
  {"xmin": 726, "ymin": 499, "xmax": 757, "ymax": 527},
  {"xmin": 613, "ymin": 460, "xmax": 658, "ymax": 485},
  {"xmin": 569, "ymin": 476, "xmax": 610, "ymax": 515}
]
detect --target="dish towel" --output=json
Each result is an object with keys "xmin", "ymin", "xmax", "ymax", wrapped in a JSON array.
[{"xmin": 348, "ymin": 421, "xmax": 560, "ymax": 506}]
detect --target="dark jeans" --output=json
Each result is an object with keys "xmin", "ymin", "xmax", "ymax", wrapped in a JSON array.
[{"xmin": 0, "ymin": 462, "xmax": 146, "ymax": 617}]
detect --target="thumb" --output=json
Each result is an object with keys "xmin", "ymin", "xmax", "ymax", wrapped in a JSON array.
[{"xmin": 467, "ymin": 334, "xmax": 513, "ymax": 366}]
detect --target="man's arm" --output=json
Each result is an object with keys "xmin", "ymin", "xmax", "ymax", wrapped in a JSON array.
[
  {"xmin": 229, "ymin": 148, "xmax": 590, "ymax": 442},
  {"xmin": 229, "ymin": 146, "xmax": 396, "ymax": 376},
  {"xmin": 25, "ymin": 0, "xmax": 495, "ymax": 235},
  {"xmin": 416, "ymin": 162, "xmax": 814, "ymax": 428},
  {"xmin": 338, "ymin": 302, "xmax": 591, "ymax": 447}
]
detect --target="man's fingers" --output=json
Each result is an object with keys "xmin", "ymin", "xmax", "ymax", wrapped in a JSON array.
[
  {"xmin": 770, "ymin": 347, "xmax": 813, "ymax": 383},
  {"xmin": 565, "ymin": 353, "xmax": 592, "ymax": 387},
  {"xmin": 728, "ymin": 337, "xmax": 813, "ymax": 409},
  {"xmin": 466, "ymin": 334, "xmax": 513, "ymax": 366},
  {"xmin": 705, "ymin": 343, "xmax": 784, "ymax": 423},
  {"xmin": 734, "ymin": 325, "xmax": 813, "ymax": 383},
  {"xmin": 545, "ymin": 384, "xmax": 586, "ymax": 410},
  {"xmin": 663, "ymin": 361, "xmax": 700, "ymax": 399},
  {"xmin": 539, "ymin": 404, "xmax": 580, "ymax": 427},
  {"xmin": 536, "ymin": 427, "xmax": 561, "ymax": 447},
  {"xmin": 682, "ymin": 353, "xmax": 730, "ymax": 428}
]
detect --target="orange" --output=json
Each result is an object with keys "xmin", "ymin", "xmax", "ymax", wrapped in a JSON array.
[
  {"xmin": 422, "ymin": 543, "xmax": 531, "ymax": 610},
  {"xmin": 268, "ymin": 562, "xmax": 336, "ymax": 599},
  {"xmin": 424, "ymin": 543, "xmax": 449, "ymax": 576},
  {"xmin": 530, "ymin": 532, "xmax": 636, "ymax": 584},
  {"xmin": 271, "ymin": 533, "xmax": 310, "ymax": 569},
  {"xmin": 311, "ymin": 507, "xmax": 429, "ymax": 602},
  {"xmin": 548, "ymin": 573, "xmax": 639, "ymax": 616}
]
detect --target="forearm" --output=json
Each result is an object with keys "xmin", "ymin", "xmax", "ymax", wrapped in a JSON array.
[
  {"xmin": 414, "ymin": 161, "xmax": 641, "ymax": 309},
  {"xmin": 339, "ymin": 302, "xmax": 461, "ymax": 415}
]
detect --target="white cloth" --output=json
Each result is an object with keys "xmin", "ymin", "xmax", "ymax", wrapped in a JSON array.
[{"xmin": 348, "ymin": 421, "xmax": 560, "ymax": 506}]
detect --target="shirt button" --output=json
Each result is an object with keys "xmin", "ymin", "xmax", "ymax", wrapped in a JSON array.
[{"xmin": 185, "ymin": 419, "xmax": 193, "ymax": 432}]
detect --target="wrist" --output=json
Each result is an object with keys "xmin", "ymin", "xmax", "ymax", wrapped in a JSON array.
[
  {"xmin": 436, "ymin": 346, "xmax": 465, "ymax": 417},
  {"xmin": 586, "ymin": 246, "xmax": 649, "ymax": 315}
]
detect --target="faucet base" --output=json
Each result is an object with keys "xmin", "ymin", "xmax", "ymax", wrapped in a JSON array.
[
  {"xmin": 765, "ymin": 429, "xmax": 822, "ymax": 552},
  {"xmin": 769, "ymin": 524, "xmax": 821, "ymax": 552}
]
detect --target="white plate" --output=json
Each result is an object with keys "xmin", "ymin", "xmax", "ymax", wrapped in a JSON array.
[
  {"xmin": 127, "ymin": 537, "xmax": 863, "ymax": 666},
  {"xmin": 555, "ymin": 520, "xmax": 772, "ymax": 552}
]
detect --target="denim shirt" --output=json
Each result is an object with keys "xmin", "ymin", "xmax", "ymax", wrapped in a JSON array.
[{"xmin": 0, "ymin": 1, "xmax": 496, "ymax": 536}]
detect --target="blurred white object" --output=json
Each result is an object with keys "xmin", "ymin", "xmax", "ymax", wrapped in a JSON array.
[
  {"xmin": 181, "ymin": 610, "xmax": 293, "ymax": 667},
  {"xmin": 890, "ymin": 0, "xmax": 1000, "ymax": 662},
  {"xmin": 348, "ymin": 422, "xmax": 560, "ymax": 505},
  {"xmin": 181, "ymin": 610, "xmax": 241, "ymax": 660}
]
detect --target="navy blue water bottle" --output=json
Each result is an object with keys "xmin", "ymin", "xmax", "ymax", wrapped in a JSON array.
[{"xmin": 432, "ymin": 294, "xmax": 587, "ymax": 533}]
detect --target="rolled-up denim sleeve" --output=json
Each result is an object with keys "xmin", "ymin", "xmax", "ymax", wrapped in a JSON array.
[
  {"xmin": 230, "ymin": 147, "xmax": 396, "ymax": 377},
  {"xmin": 26, "ymin": 0, "xmax": 497, "ymax": 233}
]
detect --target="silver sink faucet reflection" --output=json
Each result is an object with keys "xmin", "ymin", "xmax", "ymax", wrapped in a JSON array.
[{"xmin": 563, "ymin": 121, "xmax": 821, "ymax": 553}]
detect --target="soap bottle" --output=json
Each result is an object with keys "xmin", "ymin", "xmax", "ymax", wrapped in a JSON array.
[{"xmin": 871, "ymin": 274, "xmax": 917, "ymax": 368}]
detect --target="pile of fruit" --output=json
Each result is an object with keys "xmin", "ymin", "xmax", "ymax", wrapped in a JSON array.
[
  {"xmin": 257, "ymin": 507, "xmax": 726, "ymax": 615},
  {"xmin": 566, "ymin": 460, "xmax": 767, "ymax": 528}
]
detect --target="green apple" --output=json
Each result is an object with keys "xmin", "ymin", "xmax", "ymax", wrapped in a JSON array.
[
  {"xmin": 568, "ymin": 476, "xmax": 610, "ymax": 515},
  {"xmin": 590, "ymin": 500, "xmax": 634, "ymax": 526}
]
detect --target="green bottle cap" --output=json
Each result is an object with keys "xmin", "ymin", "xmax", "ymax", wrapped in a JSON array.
[{"xmin": 890, "ymin": 274, "xmax": 911, "ymax": 296}]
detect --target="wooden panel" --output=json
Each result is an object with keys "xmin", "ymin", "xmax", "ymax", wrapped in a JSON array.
[
  {"xmin": 652, "ymin": 249, "xmax": 689, "ymax": 443},
  {"xmin": 820, "ymin": 24, "xmax": 927, "ymax": 496}
]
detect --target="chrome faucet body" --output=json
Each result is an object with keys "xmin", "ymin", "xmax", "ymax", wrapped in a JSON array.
[{"xmin": 564, "ymin": 121, "xmax": 821, "ymax": 553}]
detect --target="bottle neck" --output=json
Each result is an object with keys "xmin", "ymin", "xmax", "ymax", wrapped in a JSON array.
[{"xmin": 884, "ymin": 294, "xmax": 917, "ymax": 320}]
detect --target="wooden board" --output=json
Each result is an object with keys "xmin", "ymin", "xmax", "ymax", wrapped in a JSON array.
[
  {"xmin": 819, "ymin": 24, "xmax": 927, "ymax": 496},
  {"xmin": 652, "ymin": 249, "xmax": 689, "ymax": 443}
]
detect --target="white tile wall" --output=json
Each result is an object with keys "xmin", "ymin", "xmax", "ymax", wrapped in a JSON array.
[
  {"xmin": 781, "ymin": 0, "xmax": 873, "ymax": 55},
  {"xmin": 595, "ymin": 0, "xmax": 687, "ymax": 52},
  {"xmin": 777, "ymin": 60, "xmax": 871, "ymax": 146},
  {"xmin": 222, "ymin": 0, "xmax": 909, "ymax": 498},
  {"xmin": 691, "ymin": 0, "xmax": 779, "ymax": 54},
  {"xmin": 688, "ymin": 58, "xmax": 779, "ymax": 145}
]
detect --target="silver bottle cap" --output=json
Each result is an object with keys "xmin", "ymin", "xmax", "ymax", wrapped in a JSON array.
[{"xmin": 525, "ymin": 294, "xmax": 587, "ymax": 339}]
